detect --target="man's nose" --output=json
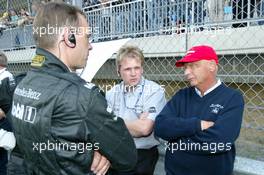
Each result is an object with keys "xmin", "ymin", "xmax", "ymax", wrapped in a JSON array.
[
  {"xmin": 88, "ymin": 43, "xmax": 93, "ymax": 50},
  {"xmin": 131, "ymin": 68, "xmax": 136, "ymax": 76},
  {"xmin": 184, "ymin": 68, "xmax": 190, "ymax": 76}
]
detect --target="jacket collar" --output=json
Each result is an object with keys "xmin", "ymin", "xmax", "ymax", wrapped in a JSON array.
[{"xmin": 32, "ymin": 48, "xmax": 71, "ymax": 73}]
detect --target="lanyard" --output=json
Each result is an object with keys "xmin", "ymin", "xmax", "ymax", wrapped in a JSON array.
[
  {"xmin": 123, "ymin": 79, "xmax": 145, "ymax": 112},
  {"xmin": 114, "ymin": 79, "xmax": 145, "ymax": 115}
]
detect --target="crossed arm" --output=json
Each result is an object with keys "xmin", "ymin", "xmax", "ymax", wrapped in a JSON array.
[
  {"xmin": 124, "ymin": 88, "xmax": 166, "ymax": 138},
  {"xmin": 125, "ymin": 112, "xmax": 154, "ymax": 137},
  {"xmin": 154, "ymin": 91, "xmax": 244, "ymax": 148}
]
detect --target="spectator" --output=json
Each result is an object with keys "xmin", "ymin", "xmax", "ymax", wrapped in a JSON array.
[
  {"xmin": 83, "ymin": 0, "xmax": 90, "ymax": 7},
  {"xmin": 106, "ymin": 45, "xmax": 166, "ymax": 175},
  {"xmin": 0, "ymin": 12, "xmax": 9, "ymax": 25},
  {"xmin": 9, "ymin": 10, "xmax": 19, "ymax": 27},
  {"xmin": 169, "ymin": 0, "xmax": 187, "ymax": 34},
  {"xmin": 207, "ymin": 0, "xmax": 225, "ymax": 23},
  {"xmin": 11, "ymin": 2, "xmax": 137, "ymax": 175},
  {"xmin": 0, "ymin": 51, "xmax": 13, "ymax": 80},
  {"xmin": 5, "ymin": 10, "xmax": 21, "ymax": 46},
  {"xmin": 223, "ymin": 0, "xmax": 233, "ymax": 22},
  {"xmin": 193, "ymin": 0, "xmax": 206, "ymax": 25},
  {"xmin": 232, "ymin": 0, "xmax": 256, "ymax": 27},
  {"xmin": 17, "ymin": 8, "xmax": 30, "ymax": 27},
  {"xmin": 257, "ymin": 0, "xmax": 264, "ymax": 25},
  {"xmin": 147, "ymin": 0, "xmax": 158, "ymax": 33},
  {"xmin": 0, "ymin": 98, "xmax": 16, "ymax": 175},
  {"xmin": 99, "ymin": 0, "xmax": 111, "ymax": 39},
  {"xmin": 20, "ymin": 8, "xmax": 30, "ymax": 17},
  {"xmin": 0, "ymin": 73, "xmax": 28, "ymax": 175},
  {"xmin": 155, "ymin": 45, "xmax": 244, "ymax": 175},
  {"xmin": 0, "ymin": 51, "xmax": 15, "ymax": 175}
]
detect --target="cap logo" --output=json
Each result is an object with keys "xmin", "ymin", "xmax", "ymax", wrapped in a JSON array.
[{"xmin": 187, "ymin": 50, "xmax": 195, "ymax": 54}]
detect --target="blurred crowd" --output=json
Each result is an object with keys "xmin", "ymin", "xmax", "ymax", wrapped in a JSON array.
[
  {"xmin": 0, "ymin": 3, "xmax": 39, "ymax": 29},
  {"xmin": 0, "ymin": 0, "xmax": 68, "ymax": 30},
  {"xmin": 83, "ymin": 0, "xmax": 264, "ymax": 26}
]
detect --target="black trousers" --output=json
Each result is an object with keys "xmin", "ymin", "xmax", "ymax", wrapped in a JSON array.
[
  {"xmin": 110, "ymin": 146, "xmax": 159, "ymax": 175},
  {"xmin": 0, "ymin": 148, "xmax": 7, "ymax": 175}
]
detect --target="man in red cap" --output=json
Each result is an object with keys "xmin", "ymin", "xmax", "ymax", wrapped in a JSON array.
[{"xmin": 154, "ymin": 45, "xmax": 244, "ymax": 175}]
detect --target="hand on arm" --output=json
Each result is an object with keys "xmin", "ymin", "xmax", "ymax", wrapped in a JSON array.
[
  {"xmin": 125, "ymin": 112, "xmax": 154, "ymax": 138},
  {"xmin": 189, "ymin": 92, "xmax": 244, "ymax": 145},
  {"xmin": 0, "ymin": 108, "xmax": 5, "ymax": 120},
  {"xmin": 201, "ymin": 120, "xmax": 214, "ymax": 131},
  {"xmin": 90, "ymin": 151, "xmax": 111, "ymax": 175}
]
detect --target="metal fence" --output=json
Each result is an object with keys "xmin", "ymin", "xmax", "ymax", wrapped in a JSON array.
[
  {"xmin": 84, "ymin": 0, "xmax": 264, "ymax": 41},
  {"xmin": 2, "ymin": 0, "xmax": 264, "ymax": 162},
  {"xmin": 2, "ymin": 0, "xmax": 264, "ymax": 49}
]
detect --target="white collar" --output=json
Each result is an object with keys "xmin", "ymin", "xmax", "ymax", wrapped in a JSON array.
[{"xmin": 195, "ymin": 79, "xmax": 221, "ymax": 97}]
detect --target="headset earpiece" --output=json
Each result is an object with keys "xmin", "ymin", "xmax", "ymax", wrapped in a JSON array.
[{"xmin": 68, "ymin": 34, "xmax": 76, "ymax": 47}]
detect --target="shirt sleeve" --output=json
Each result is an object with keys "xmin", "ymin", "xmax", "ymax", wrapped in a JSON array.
[
  {"xmin": 0, "ymin": 129, "xmax": 16, "ymax": 150},
  {"xmin": 105, "ymin": 88, "xmax": 114, "ymax": 110},
  {"xmin": 143, "ymin": 86, "xmax": 167, "ymax": 121}
]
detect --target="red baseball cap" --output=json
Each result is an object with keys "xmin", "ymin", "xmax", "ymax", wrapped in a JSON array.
[{"xmin": 175, "ymin": 45, "xmax": 218, "ymax": 67}]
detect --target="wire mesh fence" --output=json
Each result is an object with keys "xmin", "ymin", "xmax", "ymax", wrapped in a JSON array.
[
  {"xmin": 2, "ymin": 0, "xmax": 264, "ymax": 161},
  {"xmin": 92, "ymin": 53, "xmax": 264, "ymax": 161}
]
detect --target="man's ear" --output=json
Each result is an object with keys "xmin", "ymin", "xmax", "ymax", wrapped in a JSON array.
[
  {"xmin": 62, "ymin": 27, "xmax": 76, "ymax": 48},
  {"xmin": 117, "ymin": 65, "xmax": 121, "ymax": 76},
  {"xmin": 209, "ymin": 60, "xmax": 217, "ymax": 72}
]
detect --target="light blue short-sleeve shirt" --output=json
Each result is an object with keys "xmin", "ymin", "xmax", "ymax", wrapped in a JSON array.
[{"xmin": 106, "ymin": 77, "xmax": 167, "ymax": 149}]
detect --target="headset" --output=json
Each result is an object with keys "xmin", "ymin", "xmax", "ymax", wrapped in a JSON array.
[{"xmin": 68, "ymin": 34, "xmax": 76, "ymax": 48}]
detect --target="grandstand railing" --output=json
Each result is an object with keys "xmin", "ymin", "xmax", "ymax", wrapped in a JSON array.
[{"xmin": 1, "ymin": 0, "xmax": 264, "ymax": 49}]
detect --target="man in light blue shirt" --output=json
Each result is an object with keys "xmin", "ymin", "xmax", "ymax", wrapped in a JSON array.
[{"xmin": 106, "ymin": 45, "xmax": 166, "ymax": 175}]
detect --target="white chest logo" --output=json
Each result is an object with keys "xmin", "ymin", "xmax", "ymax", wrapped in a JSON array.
[
  {"xmin": 12, "ymin": 102, "xmax": 37, "ymax": 123},
  {"xmin": 210, "ymin": 104, "xmax": 224, "ymax": 114}
]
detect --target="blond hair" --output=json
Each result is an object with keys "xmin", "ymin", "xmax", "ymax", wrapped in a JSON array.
[{"xmin": 116, "ymin": 45, "xmax": 144, "ymax": 70}]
